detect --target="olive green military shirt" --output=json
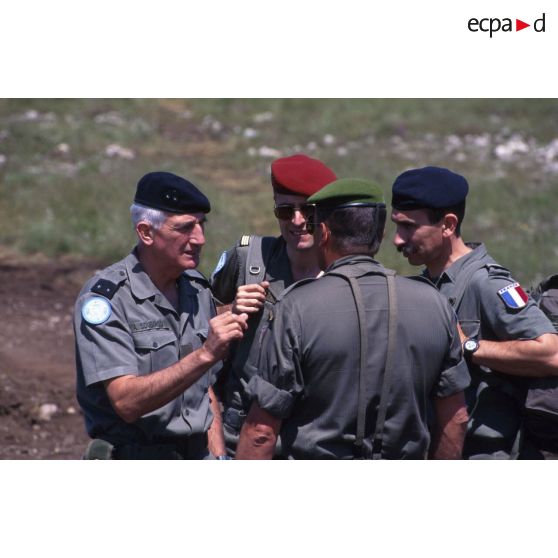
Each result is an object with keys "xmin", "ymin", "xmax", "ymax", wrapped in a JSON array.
[
  {"xmin": 74, "ymin": 249, "xmax": 220, "ymax": 448},
  {"xmin": 425, "ymin": 243, "xmax": 556, "ymax": 459},
  {"xmin": 246, "ymin": 255, "xmax": 470, "ymax": 459}
]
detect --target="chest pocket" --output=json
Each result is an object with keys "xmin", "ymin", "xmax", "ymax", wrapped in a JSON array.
[{"xmin": 132, "ymin": 330, "xmax": 178, "ymax": 375}]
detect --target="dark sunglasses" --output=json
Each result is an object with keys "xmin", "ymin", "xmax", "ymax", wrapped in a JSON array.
[{"xmin": 273, "ymin": 203, "xmax": 316, "ymax": 221}]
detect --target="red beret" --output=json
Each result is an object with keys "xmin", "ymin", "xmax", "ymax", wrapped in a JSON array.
[{"xmin": 271, "ymin": 154, "xmax": 336, "ymax": 196}]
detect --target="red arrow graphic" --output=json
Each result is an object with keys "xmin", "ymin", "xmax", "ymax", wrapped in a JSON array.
[{"xmin": 516, "ymin": 19, "xmax": 530, "ymax": 31}]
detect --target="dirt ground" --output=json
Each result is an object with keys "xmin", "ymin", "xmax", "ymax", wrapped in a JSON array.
[{"xmin": 0, "ymin": 250, "xmax": 99, "ymax": 459}]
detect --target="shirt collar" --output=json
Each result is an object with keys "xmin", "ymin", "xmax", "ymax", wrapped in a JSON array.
[
  {"xmin": 125, "ymin": 248, "xmax": 161, "ymax": 301},
  {"xmin": 326, "ymin": 254, "xmax": 384, "ymax": 274},
  {"xmin": 423, "ymin": 242, "xmax": 487, "ymax": 286}
]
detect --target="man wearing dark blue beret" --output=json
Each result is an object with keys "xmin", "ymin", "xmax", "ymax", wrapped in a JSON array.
[
  {"xmin": 391, "ymin": 166, "xmax": 558, "ymax": 459},
  {"xmin": 74, "ymin": 171, "xmax": 248, "ymax": 459},
  {"xmin": 236, "ymin": 178, "xmax": 470, "ymax": 459}
]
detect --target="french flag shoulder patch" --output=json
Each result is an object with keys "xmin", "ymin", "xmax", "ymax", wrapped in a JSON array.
[{"xmin": 497, "ymin": 282, "xmax": 529, "ymax": 310}]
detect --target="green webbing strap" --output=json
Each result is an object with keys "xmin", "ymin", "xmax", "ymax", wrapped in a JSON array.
[
  {"xmin": 331, "ymin": 268, "xmax": 397, "ymax": 459},
  {"xmin": 372, "ymin": 271, "xmax": 397, "ymax": 459},
  {"xmin": 347, "ymin": 276, "xmax": 368, "ymax": 457}
]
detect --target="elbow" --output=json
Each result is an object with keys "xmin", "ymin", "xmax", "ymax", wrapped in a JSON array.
[
  {"xmin": 111, "ymin": 398, "xmax": 141, "ymax": 424},
  {"xmin": 250, "ymin": 423, "xmax": 277, "ymax": 448}
]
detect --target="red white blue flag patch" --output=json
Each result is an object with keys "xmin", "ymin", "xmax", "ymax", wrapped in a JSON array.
[{"xmin": 497, "ymin": 282, "xmax": 529, "ymax": 310}]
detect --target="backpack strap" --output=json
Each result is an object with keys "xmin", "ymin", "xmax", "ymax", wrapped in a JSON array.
[
  {"xmin": 235, "ymin": 235, "xmax": 272, "ymax": 287},
  {"xmin": 245, "ymin": 235, "xmax": 266, "ymax": 284},
  {"xmin": 328, "ymin": 268, "xmax": 398, "ymax": 459}
]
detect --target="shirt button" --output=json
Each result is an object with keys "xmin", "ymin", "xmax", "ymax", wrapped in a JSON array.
[
  {"xmin": 153, "ymin": 342, "xmax": 158, "ymax": 348},
  {"xmin": 185, "ymin": 410, "xmax": 190, "ymax": 416}
]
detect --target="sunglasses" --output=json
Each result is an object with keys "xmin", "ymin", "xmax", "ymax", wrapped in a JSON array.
[{"xmin": 273, "ymin": 203, "xmax": 316, "ymax": 221}]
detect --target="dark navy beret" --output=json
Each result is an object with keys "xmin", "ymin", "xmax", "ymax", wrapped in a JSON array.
[
  {"xmin": 134, "ymin": 171, "xmax": 210, "ymax": 214},
  {"xmin": 391, "ymin": 166, "xmax": 469, "ymax": 210}
]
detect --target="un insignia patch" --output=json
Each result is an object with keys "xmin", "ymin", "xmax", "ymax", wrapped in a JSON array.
[{"xmin": 82, "ymin": 297, "xmax": 112, "ymax": 325}]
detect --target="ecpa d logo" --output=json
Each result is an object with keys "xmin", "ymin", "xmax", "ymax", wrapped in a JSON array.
[{"xmin": 468, "ymin": 13, "xmax": 546, "ymax": 37}]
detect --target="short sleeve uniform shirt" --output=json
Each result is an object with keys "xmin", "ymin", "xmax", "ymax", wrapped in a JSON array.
[{"xmin": 74, "ymin": 249, "xmax": 220, "ymax": 446}]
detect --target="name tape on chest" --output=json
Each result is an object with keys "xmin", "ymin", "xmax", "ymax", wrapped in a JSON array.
[
  {"xmin": 498, "ymin": 282, "xmax": 528, "ymax": 310},
  {"xmin": 82, "ymin": 296, "xmax": 112, "ymax": 325}
]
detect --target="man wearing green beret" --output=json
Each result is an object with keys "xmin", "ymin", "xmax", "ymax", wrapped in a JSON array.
[{"xmin": 236, "ymin": 178, "xmax": 470, "ymax": 459}]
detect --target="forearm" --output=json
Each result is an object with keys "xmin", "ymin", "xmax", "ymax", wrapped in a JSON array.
[
  {"xmin": 472, "ymin": 333, "xmax": 558, "ymax": 377},
  {"xmin": 207, "ymin": 386, "xmax": 227, "ymax": 457},
  {"xmin": 430, "ymin": 393, "xmax": 468, "ymax": 460},
  {"xmin": 105, "ymin": 347, "xmax": 216, "ymax": 423}
]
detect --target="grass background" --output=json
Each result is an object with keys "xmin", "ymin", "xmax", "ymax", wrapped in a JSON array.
[{"xmin": 0, "ymin": 99, "xmax": 556, "ymax": 286}]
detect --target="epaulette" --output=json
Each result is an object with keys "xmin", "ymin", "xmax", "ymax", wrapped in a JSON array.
[
  {"xmin": 90, "ymin": 267, "xmax": 127, "ymax": 300},
  {"xmin": 90, "ymin": 278, "xmax": 121, "ymax": 300},
  {"xmin": 239, "ymin": 235, "xmax": 251, "ymax": 247},
  {"xmin": 486, "ymin": 263, "xmax": 511, "ymax": 278}
]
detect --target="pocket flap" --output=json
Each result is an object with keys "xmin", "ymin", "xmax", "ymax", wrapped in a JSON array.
[{"xmin": 132, "ymin": 329, "xmax": 176, "ymax": 350}]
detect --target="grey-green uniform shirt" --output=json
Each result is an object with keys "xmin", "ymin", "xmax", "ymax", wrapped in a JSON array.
[
  {"xmin": 74, "ymin": 249, "xmax": 220, "ymax": 450},
  {"xmin": 211, "ymin": 236, "xmax": 293, "ymax": 411},
  {"xmin": 246, "ymin": 255, "xmax": 470, "ymax": 459},
  {"xmin": 425, "ymin": 243, "xmax": 556, "ymax": 459}
]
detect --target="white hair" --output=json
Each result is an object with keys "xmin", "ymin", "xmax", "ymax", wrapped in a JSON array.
[{"xmin": 130, "ymin": 203, "xmax": 170, "ymax": 230}]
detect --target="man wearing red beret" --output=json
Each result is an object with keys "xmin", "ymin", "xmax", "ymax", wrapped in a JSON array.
[{"xmin": 211, "ymin": 154, "xmax": 336, "ymax": 456}]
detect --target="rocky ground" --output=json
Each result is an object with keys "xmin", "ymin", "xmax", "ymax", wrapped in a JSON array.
[{"xmin": 0, "ymin": 250, "xmax": 98, "ymax": 459}]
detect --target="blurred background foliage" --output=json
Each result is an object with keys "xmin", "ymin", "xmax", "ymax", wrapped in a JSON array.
[{"xmin": 0, "ymin": 98, "xmax": 556, "ymax": 285}]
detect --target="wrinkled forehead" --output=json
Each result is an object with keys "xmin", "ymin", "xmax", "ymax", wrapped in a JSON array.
[
  {"xmin": 164, "ymin": 211, "xmax": 207, "ymax": 226},
  {"xmin": 390, "ymin": 207, "xmax": 431, "ymax": 225},
  {"xmin": 273, "ymin": 192, "xmax": 309, "ymax": 205}
]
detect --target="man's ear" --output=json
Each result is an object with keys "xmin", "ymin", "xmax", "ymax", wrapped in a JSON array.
[
  {"xmin": 318, "ymin": 222, "xmax": 330, "ymax": 248},
  {"xmin": 442, "ymin": 213, "xmax": 458, "ymax": 237},
  {"xmin": 136, "ymin": 222, "xmax": 154, "ymax": 245}
]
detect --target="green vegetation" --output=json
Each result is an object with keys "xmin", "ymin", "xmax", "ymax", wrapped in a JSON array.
[{"xmin": 0, "ymin": 99, "xmax": 557, "ymax": 285}]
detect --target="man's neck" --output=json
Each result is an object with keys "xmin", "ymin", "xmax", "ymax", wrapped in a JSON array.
[
  {"xmin": 287, "ymin": 245, "xmax": 321, "ymax": 282},
  {"xmin": 426, "ymin": 236, "xmax": 472, "ymax": 279},
  {"xmin": 136, "ymin": 245, "xmax": 180, "ymax": 304}
]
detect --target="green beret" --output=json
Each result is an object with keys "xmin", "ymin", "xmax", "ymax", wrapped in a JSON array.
[{"xmin": 307, "ymin": 178, "xmax": 385, "ymax": 208}]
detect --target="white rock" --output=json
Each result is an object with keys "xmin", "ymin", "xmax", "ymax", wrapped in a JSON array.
[
  {"xmin": 38, "ymin": 403, "xmax": 58, "ymax": 421},
  {"xmin": 243, "ymin": 128, "xmax": 259, "ymax": 139},
  {"xmin": 258, "ymin": 146, "xmax": 282, "ymax": 158},
  {"xmin": 323, "ymin": 134, "xmax": 336, "ymax": 146},
  {"xmin": 253, "ymin": 111, "xmax": 273, "ymax": 123}
]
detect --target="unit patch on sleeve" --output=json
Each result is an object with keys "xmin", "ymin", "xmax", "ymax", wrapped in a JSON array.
[
  {"xmin": 497, "ymin": 282, "xmax": 529, "ymax": 310},
  {"xmin": 82, "ymin": 297, "xmax": 112, "ymax": 325},
  {"xmin": 211, "ymin": 250, "xmax": 227, "ymax": 279}
]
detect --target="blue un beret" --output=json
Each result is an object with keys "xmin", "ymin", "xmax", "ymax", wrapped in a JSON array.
[
  {"xmin": 391, "ymin": 166, "xmax": 469, "ymax": 210},
  {"xmin": 134, "ymin": 171, "xmax": 211, "ymax": 214}
]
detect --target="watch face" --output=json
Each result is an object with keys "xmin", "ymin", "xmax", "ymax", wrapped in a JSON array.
[{"xmin": 464, "ymin": 339, "xmax": 478, "ymax": 352}]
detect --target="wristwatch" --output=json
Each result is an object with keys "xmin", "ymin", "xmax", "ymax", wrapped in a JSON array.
[
  {"xmin": 462, "ymin": 337, "xmax": 480, "ymax": 362},
  {"xmin": 216, "ymin": 455, "xmax": 232, "ymax": 460}
]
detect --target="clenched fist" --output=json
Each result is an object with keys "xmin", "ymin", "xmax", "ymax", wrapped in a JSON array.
[
  {"xmin": 232, "ymin": 281, "xmax": 270, "ymax": 314},
  {"xmin": 202, "ymin": 311, "xmax": 249, "ymax": 362}
]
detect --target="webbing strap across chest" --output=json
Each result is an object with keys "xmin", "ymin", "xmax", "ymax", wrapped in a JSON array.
[{"xmin": 328, "ymin": 267, "xmax": 398, "ymax": 459}]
